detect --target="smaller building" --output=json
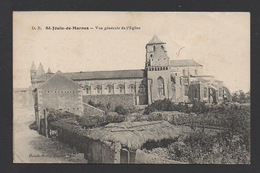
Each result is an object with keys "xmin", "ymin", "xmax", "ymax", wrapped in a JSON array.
[
  {"xmin": 33, "ymin": 71, "xmax": 83, "ymax": 131},
  {"xmin": 86, "ymin": 120, "xmax": 182, "ymax": 163},
  {"xmin": 188, "ymin": 75, "xmax": 231, "ymax": 104}
]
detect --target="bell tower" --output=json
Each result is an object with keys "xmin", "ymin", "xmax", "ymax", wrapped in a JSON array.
[
  {"xmin": 145, "ymin": 35, "xmax": 170, "ymax": 69},
  {"xmin": 145, "ymin": 35, "xmax": 171, "ymax": 104}
]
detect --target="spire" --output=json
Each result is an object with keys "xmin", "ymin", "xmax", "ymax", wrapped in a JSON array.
[
  {"xmin": 147, "ymin": 35, "xmax": 165, "ymax": 45},
  {"xmin": 36, "ymin": 63, "xmax": 45, "ymax": 76},
  {"xmin": 47, "ymin": 67, "xmax": 53, "ymax": 74},
  {"xmin": 31, "ymin": 61, "xmax": 36, "ymax": 71},
  {"xmin": 56, "ymin": 70, "xmax": 63, "ymax": 74}
]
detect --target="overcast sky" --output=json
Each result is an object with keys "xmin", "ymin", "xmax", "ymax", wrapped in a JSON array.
[{"xmin": 13, "ymin": 12, "xmax": 250, "ymax": 93}]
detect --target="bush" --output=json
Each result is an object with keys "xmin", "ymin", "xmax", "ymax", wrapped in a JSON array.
[
  {"xmin": 191, "ymin": 100, "xmax": 208, "ymax": 113},
  {"xmin": 144, "ymin": 99, "xmax": 177, "ymax": 114},
  {"xmin": 88, "ymin": 100, "xmax": 107, "ymax": 111},
  {"xmin": 147, "ymin": 113, "xmax": 164, "ymax": 121},
  {"xmin": 29, "ymin": 121, "xmax": 37, "ymax": 131},
  {"xmin": 79, "ymin": 113, "xmax": 126, "ymax": 128},
  {"xmin": 168, "ymin": 142, "xmax": 192, "ymax": 163},
  {"xmin": 114, "ymin": 105, "xmax": 129, "ymax": 115},
  {"xmin": 143, "ymin": 99, "xmax": 211, "ymax": 115}
]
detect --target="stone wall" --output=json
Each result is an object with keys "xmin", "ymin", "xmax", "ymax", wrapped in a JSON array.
[
  {"xmin": 38, "ymin": 88, "xmax": 83, "ymax": 116},
  {"xmin": 83, "ymin": 103, "xmax": 105, "ymax": 116},
  {"xmin": 83, "ymin": 94, "xmax": 135, "ymax": 109}
]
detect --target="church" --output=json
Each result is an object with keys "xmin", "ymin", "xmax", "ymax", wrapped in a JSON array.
[{"xmin": 30, "ymin": 35, "xmax": 231, "ymax": 112}]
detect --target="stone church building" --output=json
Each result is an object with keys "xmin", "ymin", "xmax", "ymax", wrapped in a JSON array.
[{"xmin": 31, "ymin": 35, "xmax": 231, "ymax": 115}]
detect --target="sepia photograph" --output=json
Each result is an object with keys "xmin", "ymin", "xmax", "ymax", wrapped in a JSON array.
[{"xmin": 13, "ymin": 12, "xmax": 250, "ymax": 164}]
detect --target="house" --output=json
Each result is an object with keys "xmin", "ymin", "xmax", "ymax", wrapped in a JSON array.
[{"xmin": 32, "ymin": 71, "xmax": 83, "ymax": 132}]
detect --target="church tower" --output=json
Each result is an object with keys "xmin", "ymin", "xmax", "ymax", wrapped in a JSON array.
[
  {"xmin": 30, "ymin": 61, "xmax": 37, "ymax": 80},
  {"xmin": 145, "ymin": 35, "xmax": 171, "ymax": 104},
  {"xmin": 145, "ymin": 35, "xmax": 170, "ymax": 69},
  {"xmin": 36, "ymin": 63, "xmax": 45, "ymax": 76}
]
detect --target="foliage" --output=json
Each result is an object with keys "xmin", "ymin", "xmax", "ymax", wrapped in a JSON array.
[
  {"xmin": 166, "ymin": 105, "xmax": 250, "ymax": 164},
  {"xmin": 79, "ymin": 113, "xmax": 125, "ymax": 128},
  {"xmin": 168, "ymin": 142, "xmax": 192, "ymax": 163},
  {"xmin": 114, "ymin": 105, "xmax": 129, "ymax": 115},
  {"xmin": 29, "ymin": 121, "xmax": 38, "ymax": 131},
  {"xmin": 232, "ymin": 90, "xmax": 250, "ymax": 103},
  {"xmin": 147, "ymin": 113, "xmax": 164, "ymax": 121},
  {"xmin": 168, "ymin": 129, "xmax": 250, "ymax": 164},
  {"xmin": 143, "ymin": 99, "xmax": 211, "ymax": 115},
  {"xmin": 191, "ymin": 100, "xmax": 209, "ymax": 113}
]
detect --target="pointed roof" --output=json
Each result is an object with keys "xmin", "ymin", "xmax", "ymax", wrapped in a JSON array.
[
  {"xmin": 47, "ymin": 67, "xmax": 53, "ymax": 74},
  {"xmin": 147, "ymin": 35, "xmax": 165, "ymax": 45},
  {"xmin": 36, "ymin": 63, "xmax": 45, "ymax": 76},
  {"xmin": 37, "ymin": 70, "xmax": 82, "ymax": 89},
  {"xmin": 31, "ymin": 61, "xmax": 36, "ymax": 71}
]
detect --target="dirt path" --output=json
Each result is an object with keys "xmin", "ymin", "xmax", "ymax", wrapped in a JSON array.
[{"xmin": 13, "ymin": 107, "xmax": 87, "ymax": 163}]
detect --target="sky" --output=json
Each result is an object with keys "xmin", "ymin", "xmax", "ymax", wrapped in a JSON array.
[{"xmin": 13, "ymin": 12, "xmax": 250, "ymax": 93}]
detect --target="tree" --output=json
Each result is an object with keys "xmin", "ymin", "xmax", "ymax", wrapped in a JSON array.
[
  {"xmin": 231, "ymin": 90, "xmax": 250, "ymax": 104},
  {"xmin": 232, "ymin": 91, "xmax": 239, "ymax": 102},
  {"xmin": 239, "ymin": 90, "xmax": 246, "ymax": 103}
]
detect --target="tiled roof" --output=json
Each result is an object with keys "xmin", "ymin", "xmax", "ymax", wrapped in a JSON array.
[
  {"xmin": 64, "ymin": 69, "xmax": 146, "ymax": 80},
  {"xmin": 38, "ymin": 71, "xmax": 81, "ymax": 89},
  {"xmin": 170, "ymin": 59, "xmax": 202, "ymax": 67},
  {"xmin": 147, "ymin": 35, "xmax": 165, "ymax": 45}
]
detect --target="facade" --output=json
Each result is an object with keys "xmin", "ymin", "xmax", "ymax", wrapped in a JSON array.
[
  {"xmin": 30, "ymin": 35, "xmax": 231, "ymax": 113},
  {"xmin": 33, "ymin": 71, "xmax": 83, "ymax": 131}
]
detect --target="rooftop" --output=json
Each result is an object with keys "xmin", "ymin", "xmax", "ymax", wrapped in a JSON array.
[
  {"xmin": 147, "ymin": 35, "xmax": 166, "ymax": 45},
  {"xmin": 88, "ymin": 121, "xmax": 182, "ymax": 150},
  {"xmin": 64, "ymin": 69, "xmax": 146, "ymax": 80},
  {"xmin": 170, "ymin": 59, "xmax": 202, "ymax": 67}
]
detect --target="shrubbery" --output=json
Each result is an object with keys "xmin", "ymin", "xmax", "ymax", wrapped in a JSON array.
[
  {"xmin": 79, "ymin": 113, "xmax": 125, "ymax": 129},
  {"xmin": 29, "ymin": 121, "xmax": 37, "ymax": 131},
  {"xmin": 141, "ymin": 101, "xmax": 250, "ymax": 164},
  {"xmin": 168, "ymin": 129, "xmax": 250, "ymax": 164},
  {"xmin": 88, "ymin": 100, "xmax": 129, "ymax": 115},
  {"xmin": 143, "ymin": 99, "xmax": 211, "ymax": 115},
  {"xmin": 88, "ymin": 100, "xmax": 107, "ymax": 111},
  {"xmin": 114, "ymin": 105, "xmax": 129, "ymax": 115},
  {"xmin": 147, "ymin": 113, "xmax": 164, "ymax": 121}
]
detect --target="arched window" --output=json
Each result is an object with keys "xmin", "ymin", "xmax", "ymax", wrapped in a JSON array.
[
  {"xmin": 139, "ymin": 85, "xmax": 146, "ymax": 93},
  {"xmin": 194, "ymin": 88, "xmax": 199, "ymax": 98},
  {"xmin": 171, "ymin": 75, "xmax": 176, "ymax": 84},
  {"xmin": 204, "ymin": 87, "xmax": 207, "ymax": 98},
  {"xmin": 184, "ymin": 85, "xmax": 189, "ymax": 96},
  {"xmin": 96, "ymin": 85, "xmax": 102, "ymax": 95},
  {"xmin": 107, "ymin": 85, "xmax": 113, "ymax": 94},
  {"xmin": 85, "ymin": 85, "xmax": 91, "ymax": 95},
  {"xmin": 129, "ymin": 84, "xmax": 135, "ymax": 93},
  {"xmin": 118, "ymin": 84, "xmax": 125, "ymax": 94},
  {"xmin": 157, "ymin": 77, "xmax": 165, "ymax": 96}
]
